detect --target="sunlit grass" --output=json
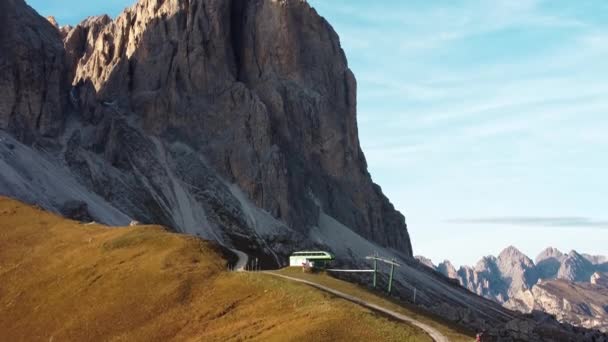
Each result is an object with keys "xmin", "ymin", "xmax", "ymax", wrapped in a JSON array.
[
  {"xmin": 274, "ymin": 267, "xmax": 475, "ymax": 342},
  {"xmin": 0, "ymin": 197, "xmax": 431, "ymax": 341}
]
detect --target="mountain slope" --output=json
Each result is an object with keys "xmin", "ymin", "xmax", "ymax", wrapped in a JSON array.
[{"xmin": 0, "ymin": 196, "xmax": 428, "ymax": 341}]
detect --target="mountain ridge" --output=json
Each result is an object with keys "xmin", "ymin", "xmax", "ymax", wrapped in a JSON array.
[{"xmin": 417, "ymin": 246, "xmax": 608, "ymax": 332}]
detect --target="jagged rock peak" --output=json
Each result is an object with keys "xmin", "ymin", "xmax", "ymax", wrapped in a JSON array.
[
  {"xmin": 45, "ymin": 15, "xmax": 73, "ymax": 39},
  {"xmin": 415, "ymin": 256, "xmax": 435, "ymax": 269},
  {"xmin": 557, "ymin": 250, "xmax": 594, "ymax": 282},
  {"xmin": 46, "ymin": 15, "xmax": 59, "ymax": 28},
  {"xmin": 498, "ymin": 245, "xmax": 531, "ymax": 262},
  {"xmin": 496, "ymin": 246, "xmax": 538, "ymax": 292},
  {"xmin": 437, "ymin": 260, "xmax": 458, "ymax": 278},
  {"xmin": 535, "ymin": 247, "xmax": 564, "ymax": 263}
]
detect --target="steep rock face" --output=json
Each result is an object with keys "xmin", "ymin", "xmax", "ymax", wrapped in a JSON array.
[
  {"xmin": 456, "ymin": 266, "xmax": 476, "ymax": 291},
  {"xmin": 0, "ymin": 0, "xmax": 67, "ymax": 141},
  {"xmin": 63, "ymin": 15, "xmax": 112, "ymax": 86},
  {"xmin": 63, "ymin": 0, "xmax": 411, "ymax": 254},
  {"xmin": 0, "ymin": 0, "xmax": 411, "ymax": 264}
]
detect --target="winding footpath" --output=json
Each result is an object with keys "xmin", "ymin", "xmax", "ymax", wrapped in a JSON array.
[{"xmin": 263, "ymin": 272, "xmax": 449, "ymax": 342}]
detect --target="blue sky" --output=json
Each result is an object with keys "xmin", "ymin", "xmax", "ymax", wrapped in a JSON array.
[{"xmin": 28, "ymin": 0, "xmax": 608, "ymax": 266}]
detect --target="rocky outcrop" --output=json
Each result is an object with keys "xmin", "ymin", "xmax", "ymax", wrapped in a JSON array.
[
  {"xmin": 415, "ymin": 255, "xmax": 435, "ymax": 269},
  {"xmin": 46, "ymin": 16, "xmax": 59, "ymax": 28},
  {"xmin": 591, "ymin": 272, "xmax": 608, "ymax": 287},
  {"xmin": 60, "ymin": 200, "xmax": 94, "ymax": 222},
  {"xmin": 0, "ymin": 0, "xmax": 68, "ymax": 142}
]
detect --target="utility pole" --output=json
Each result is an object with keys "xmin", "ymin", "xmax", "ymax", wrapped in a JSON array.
[
  {"xmin": 388, "ymin": 258, "xmax": 395, "ymax": 294},
  {"xmin": 373, "ymin": 252, "xmax": 377, "ymax": 288},
  {"xmin": 366, "ymin": 254, "xmax": 400, "ymax": 293}
]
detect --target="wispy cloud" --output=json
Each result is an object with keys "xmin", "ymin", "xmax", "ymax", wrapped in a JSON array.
[{"xmin": 448, "ymin": 217, "xmax": 608, "ymax": 228}]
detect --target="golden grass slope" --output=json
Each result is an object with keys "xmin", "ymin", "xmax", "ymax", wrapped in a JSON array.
[
  {"xmin": 0, "ymin": 197, "xmax": 430, "ymax": 341},
  {"xmin": 274, "ymin": 268, "xmax": 475, "ymax": 342}
]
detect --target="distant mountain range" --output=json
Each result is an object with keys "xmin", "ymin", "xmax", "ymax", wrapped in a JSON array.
[{"xmin": 417, "ymin": 247, "xmax": 608, "ymax": 332}]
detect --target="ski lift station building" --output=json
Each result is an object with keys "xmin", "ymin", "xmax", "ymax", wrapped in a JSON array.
[{"xmin": 289, "ymin": 251, "xmax": 335, "ymax": 267}]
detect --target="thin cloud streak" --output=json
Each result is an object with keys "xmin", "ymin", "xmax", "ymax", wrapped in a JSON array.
[{"xmin": 448, "ymin": 217, "xmax": 608, "ymax": 228}]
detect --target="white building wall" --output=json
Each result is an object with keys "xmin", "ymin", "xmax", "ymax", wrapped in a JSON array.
[{"xmin": 289, "ymin": 256, "xmax": 311, "ymax": 267}]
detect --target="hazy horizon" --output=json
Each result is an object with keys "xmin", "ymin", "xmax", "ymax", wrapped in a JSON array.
[{"xmin": 27, "ymin": 0, "xmax": 608, "ymax": 266}]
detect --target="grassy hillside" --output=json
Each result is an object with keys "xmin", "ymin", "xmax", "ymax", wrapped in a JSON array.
[
  {"xmin": 0, "ymin": 197, "xmax": 431, "ymax": 341},
  {"xmin": 274, "ymin": 268, "xmax": 475, "ymax": 342}
]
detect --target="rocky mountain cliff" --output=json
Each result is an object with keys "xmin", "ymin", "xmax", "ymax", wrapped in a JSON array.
[
  {"xmin": 419, "ymin": 247, "xmax": 608, "ymax": 332},
  {"xmin": 0, "ymin": 0, "xmax": 68, "ymax": 141},
  {"xmin": 1, "ymin": 0, "xmax": 411, "ymax": 266}
]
